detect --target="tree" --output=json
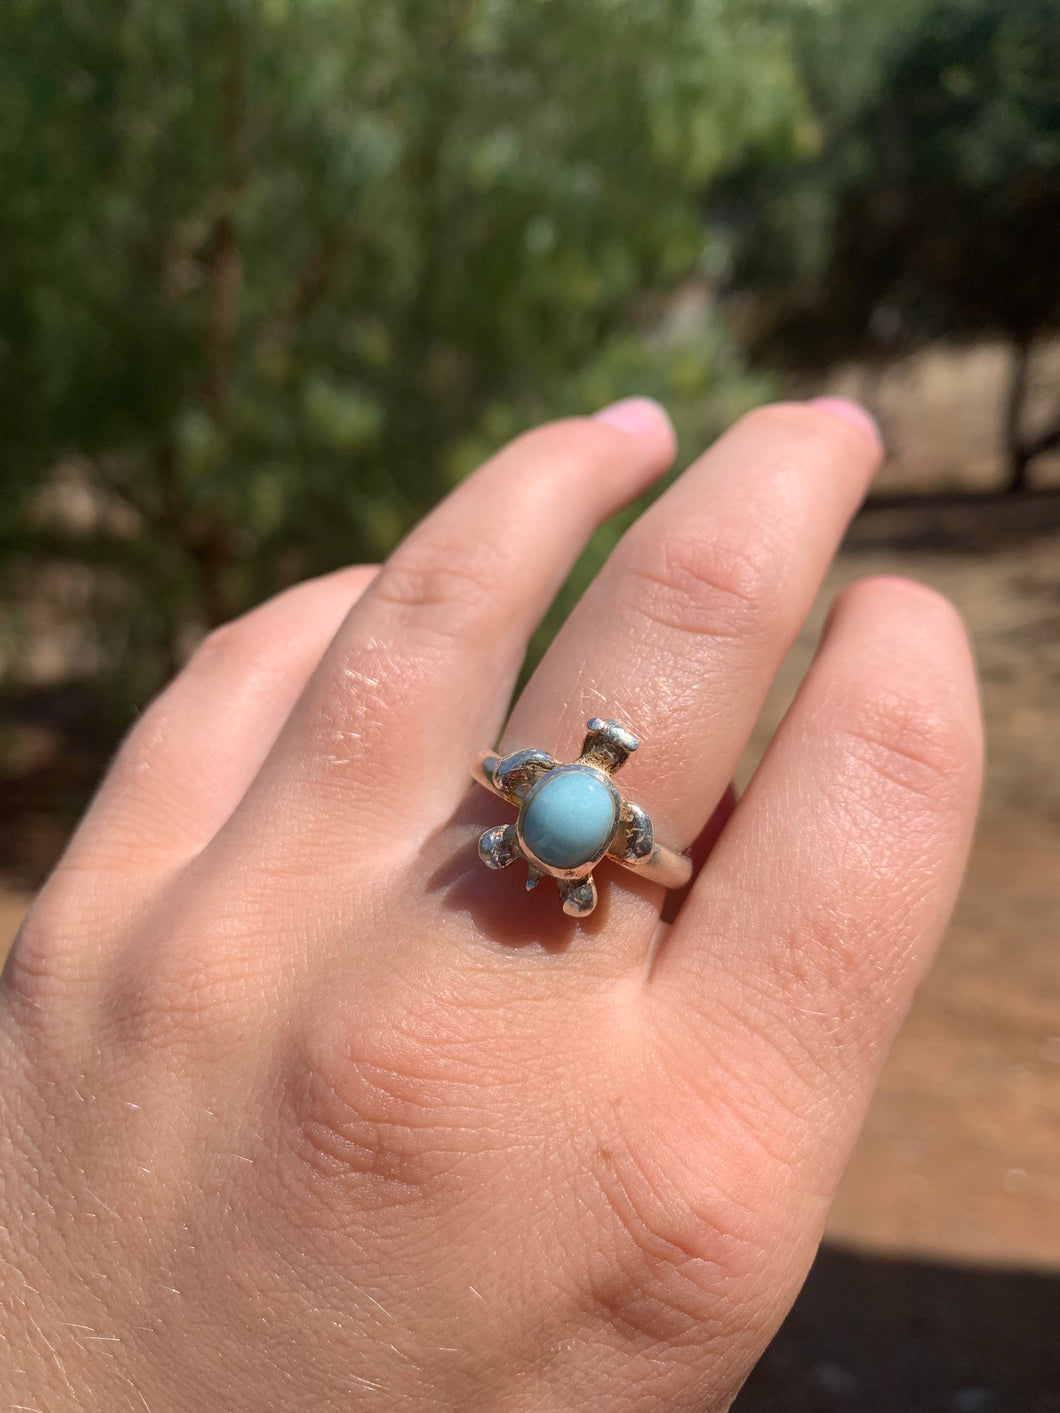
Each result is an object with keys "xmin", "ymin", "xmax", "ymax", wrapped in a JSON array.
[
  {"xmin": 723, "ymin": 0, "xmax": 1060, "ymax": 493},
  {"xmin": 0, "ymin": 0, "xmax": 811, "ymax": 707}
]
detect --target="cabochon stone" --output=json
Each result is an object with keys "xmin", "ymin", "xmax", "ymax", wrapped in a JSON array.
[{"xmin": 520, "ymin": 767, "xmax": 617, "ymax": 870}]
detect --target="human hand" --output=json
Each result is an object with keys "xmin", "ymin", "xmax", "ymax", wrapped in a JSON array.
[{"xmin": 1, "ymin": 398, "xmax": 981, "ymax": 1411}]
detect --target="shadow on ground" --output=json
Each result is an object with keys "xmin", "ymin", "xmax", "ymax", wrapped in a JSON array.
[{"xmin": 735, "ymin": 1242, "xmax": 1060, "ymax": 1413}]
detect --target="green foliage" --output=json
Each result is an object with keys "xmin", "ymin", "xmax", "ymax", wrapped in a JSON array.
[
  {"xmin": 725, "ymin": 0, "xmax": 1060, "ymax": 363},
  {"xmin": 0, "ymin": 0, "xmax": 811, "ymax": 705}
]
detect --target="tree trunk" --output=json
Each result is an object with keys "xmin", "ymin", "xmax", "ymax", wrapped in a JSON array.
[
  {"xmin": 193, "ymin": 524, "xmax": 238, "ymax": 629},
  {"xmin": 1004, "ymin": 337, "xmax": 1033, "ymax": 495},
  {"xmin": 204, "ymin": 21, "xmax": 245, "ymax": 429}
]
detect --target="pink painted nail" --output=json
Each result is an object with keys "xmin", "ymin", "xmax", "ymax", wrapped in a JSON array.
[
  {"xmin": 594, "ymin": 396, "xmax": 673, "ymax": 438},
  {"xmin": 809, "ymin": 396, "xmax": 884, "ymax": 451}
]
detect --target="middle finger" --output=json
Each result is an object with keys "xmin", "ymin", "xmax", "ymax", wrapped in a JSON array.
[{"xmin": 504, "ymin": 399, "xmax": 883, "ymax": 897}]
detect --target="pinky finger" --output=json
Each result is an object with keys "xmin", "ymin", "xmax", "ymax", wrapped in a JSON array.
[{"xmin": 656, "ymin": 576, "xmax": 982, "ymax": 1191}]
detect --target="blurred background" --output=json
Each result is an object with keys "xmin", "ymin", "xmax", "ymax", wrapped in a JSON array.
[{"xmin": 0, "ymin": 0, "xmax": 1057, "ymax": 1406}]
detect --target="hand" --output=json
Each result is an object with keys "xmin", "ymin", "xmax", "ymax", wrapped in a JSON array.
[{"xmin": 0, "ymin": 398, "xmax": 981, "ymax": 1412}]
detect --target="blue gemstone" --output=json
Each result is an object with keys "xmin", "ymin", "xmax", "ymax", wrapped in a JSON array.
[{"xmin": 520, "ymin": 767, "xmax": 618, "ymax": 870}]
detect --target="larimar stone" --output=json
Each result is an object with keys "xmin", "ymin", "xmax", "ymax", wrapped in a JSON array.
[{"xmin": 520, "ymin": 766, "xmax": 618, "ymax": 870}]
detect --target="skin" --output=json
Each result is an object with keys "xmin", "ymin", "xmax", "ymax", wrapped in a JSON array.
[{"xmin": 0, "ymin": 398, "xmax": 982, "ymax": 1412}]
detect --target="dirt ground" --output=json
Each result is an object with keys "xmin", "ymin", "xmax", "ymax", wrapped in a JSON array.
[{"xmin": 1, "ymin": 344, "xmax": 1058, "ymax": 1409}]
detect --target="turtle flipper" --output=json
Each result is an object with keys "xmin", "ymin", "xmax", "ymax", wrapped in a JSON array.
[
  {"xmin": 478, "ymin": 824, "xmax": 521, "ymax": 869},
  {"xmin": 557, "ymin": 874, "xmax": 597, "ymax": 917}
]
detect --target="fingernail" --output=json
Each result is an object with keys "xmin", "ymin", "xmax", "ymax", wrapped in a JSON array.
[
  {"xmin": 810, "ymin": 396, "xmax": 884, "ymax": 451},
  {"xmin": 594, "ymin": 396, "xmax": 673, "ymax": 438}
]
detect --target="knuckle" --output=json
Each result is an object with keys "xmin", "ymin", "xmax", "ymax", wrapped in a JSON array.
[
  {"xmin": 176, "ymin": 614, "xmax": 277, "ymax": 689},
  {"xmin": 0, "ymin": 890, "xmax": 111, "ymax": 1076},
  {"xmin": 108, "ymin": 704, "xmax": 178, "ymax": 790},
  {"xmin": 279, "ymin": 1046, "xmax": 438, "ymax": 1196},
  {"xmin": 2, "ymin": 927, "xmax": 72, "ymax": 1049},
  {"xmin": 275, "ymin": 991, "xmax": 477, "ymax": 1200},
  {"xmin": 622, "ymin": 522, "xmax": 783, "ymax": 643},
  {"xmin": 832, "ymin": 680, "xmax": 976, "ymax": 812},
  {"xmin": 584, "ymin": 1114, "xmax": 763, "ymax": 1348},
  {"xmin": 2, "ymin": 875, "xmax": 107, "ymax": 1014},
  {"xmin": 370, "ymin": 539, "xmax": 500, "ymax": 643},
  {"xmin": 186, "ymin": 618, "xmax": 248, "ymax": 671},
  {"xmin": 102, "ymin": 910, "xmax": 268, "ymax": 1067},
  {"xmin": 105, "ymin": 977, "xmax": 244, "ymax": 1066}
]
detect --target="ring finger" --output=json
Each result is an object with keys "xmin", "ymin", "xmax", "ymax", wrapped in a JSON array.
[{"xmin": 503, "ymin": 398, "xmax": 884, "ymax": 933}]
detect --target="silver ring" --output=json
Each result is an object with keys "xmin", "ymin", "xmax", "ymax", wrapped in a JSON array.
[{"xmin": 471, "ymin": 717, "xmax": 693, "ymax": 917}]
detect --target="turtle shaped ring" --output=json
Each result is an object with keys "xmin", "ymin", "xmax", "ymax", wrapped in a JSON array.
[{"xmin": 471, "ymin": 718, "xmax": 693, "ymax": 917}]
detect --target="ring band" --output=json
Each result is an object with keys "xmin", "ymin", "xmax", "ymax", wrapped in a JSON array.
[{"xmin": 471, "ymin": 718, "xmax": 692, "ymax": 917}]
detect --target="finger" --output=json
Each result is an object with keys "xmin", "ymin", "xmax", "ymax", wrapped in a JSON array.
[
  {"xmin": 654, "ymin": 576, "xmax": 982, "ymax": 1205},
  {"xmin": 60, "ymin": 566, "xmax": 378, "ymax": 874},
  {"xmin": 229, "ymin": 402, "xmax": 677, "ymax": 861},
  {"xmin": 501, "ymin": 398, "xmax": 883, "ymax": 918}
]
